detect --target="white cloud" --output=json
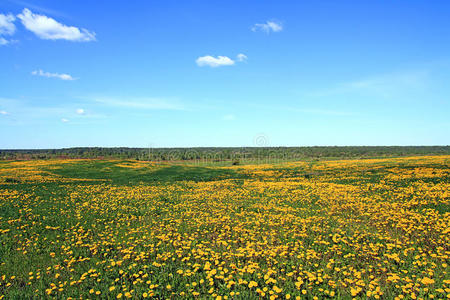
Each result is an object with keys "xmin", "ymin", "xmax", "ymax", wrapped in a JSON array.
[
  {"xmin": 0, "ymin": 110, "xmax": 9, "ymax": 115},
  {"xmin": 0, "ymin": 13, "xmax": 16, "ymax": 35},
  {"xmin": 32, "ymin": 69, "xmax": 76, "ymax": 81},
  {"xmin": 252, "ymin": 21, "xmax": 283, "ymax": 33},
  {"xmin": 76, "ymin": 108, "xmax": 85, "ymax": 115},
  {"xmin": 196, "ymin": 55, "xmax": 235, "ymax": 67},
  {"xmin": 237, "ymin": 53, "xmax": 247, "ymax": 62},
  {"xmin": 61, "ymin": 118, "xmax": 69, "ymax": 123},
  {"xmin": 17, "ymin": 8, "xmax": 96, "ymax": 41}
]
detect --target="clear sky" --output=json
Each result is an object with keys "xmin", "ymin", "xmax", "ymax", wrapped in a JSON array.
[{"xmin": 0, "ymin": 0, "xmax": 449, "ymax": 148}]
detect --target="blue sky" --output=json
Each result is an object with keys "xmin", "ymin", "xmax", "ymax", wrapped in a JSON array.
[{"xmin": 0, "ymin": 0, "xmax": 449, "ymax": 148}]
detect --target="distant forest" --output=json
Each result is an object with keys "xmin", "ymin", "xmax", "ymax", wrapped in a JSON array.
[{"xmin": 0, "ymin": 146, "xmax": 449, "ymax": 161}]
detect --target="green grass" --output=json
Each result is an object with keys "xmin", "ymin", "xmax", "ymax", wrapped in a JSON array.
[{"xmin": 45, "ymin": 161, "xmax": 249, "ymax": 184}]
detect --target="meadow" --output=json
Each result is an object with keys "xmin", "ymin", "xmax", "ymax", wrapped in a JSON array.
[{"xmin": 0, "ymin": 156, "xmax": 449, "ymax": 299}]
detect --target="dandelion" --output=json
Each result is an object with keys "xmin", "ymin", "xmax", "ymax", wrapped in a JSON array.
[{"xmin": 421, "ymin": 277, "xmax": 435, "ymax": 285}]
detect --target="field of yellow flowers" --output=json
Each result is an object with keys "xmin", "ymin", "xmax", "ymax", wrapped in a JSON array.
[{"xmin": 0, "ymin": 156, "xmax": 449, "ymax": 299}]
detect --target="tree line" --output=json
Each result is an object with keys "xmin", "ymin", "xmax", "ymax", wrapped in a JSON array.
[{"xmin": 0, "ymin": 146, "xmax": 449, "ymax": 161}]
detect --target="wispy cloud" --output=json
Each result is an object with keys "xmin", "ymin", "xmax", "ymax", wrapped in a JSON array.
[
  {"xmin": 0, "ymin": 13, "xmax": 17, "ymax": 45},
  {"xmin": 223, "ymin": 114, "xmax": 236, "ymax": 121},
  {"xmin": 252, "ymin": 20, "xmax": 283, "ymax": 33},
  {"xmin": 0, "ymin": 13, "xmax": 16, "ymax": 35},
  {"xmin": 237, "ymin": 53, "xmax": 247, "ymax": 62},
  {"xmin": 0, "ymin": 37, "xmax": 12, "ymax": 45},
  {"xmin": 196, "ymin": 55, "xmax": 235, "ymax": 67},
  {"xmin": 7, "ymin": 0, "xmax": 69, "ymax": 18},
  {"xmin": 32, "ymin": 69, "xmax": 76, "ymax": 81},
  {"xmin": 308, "ymin": 70, "xmax": 430, "ymax": 98},
  {"xmin": 17, "ymin": 8, "xmax": 95, "ymax": 41},
  {"xmin": 243, "ymin": 101, "xmax": 353, "ymax": 117},
  {"xmin": 61, "ymin": 118, "xmax": 69, "ymax": 123},
  {"xmin": 290, "ymin": 108, "xmax": 353, "ymax": 116},
  {"xmin": 92, "ymin": 97, "xmax": 185, "ymax": 110},
  {"xmin": 0, "ymin": 97, "xmax": 107, "ymax": 125}
]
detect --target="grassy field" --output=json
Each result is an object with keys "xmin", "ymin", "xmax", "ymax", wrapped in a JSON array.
[{"xmin": 0, "ymin": 156, "xmax": 449, "ymax": 299}]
